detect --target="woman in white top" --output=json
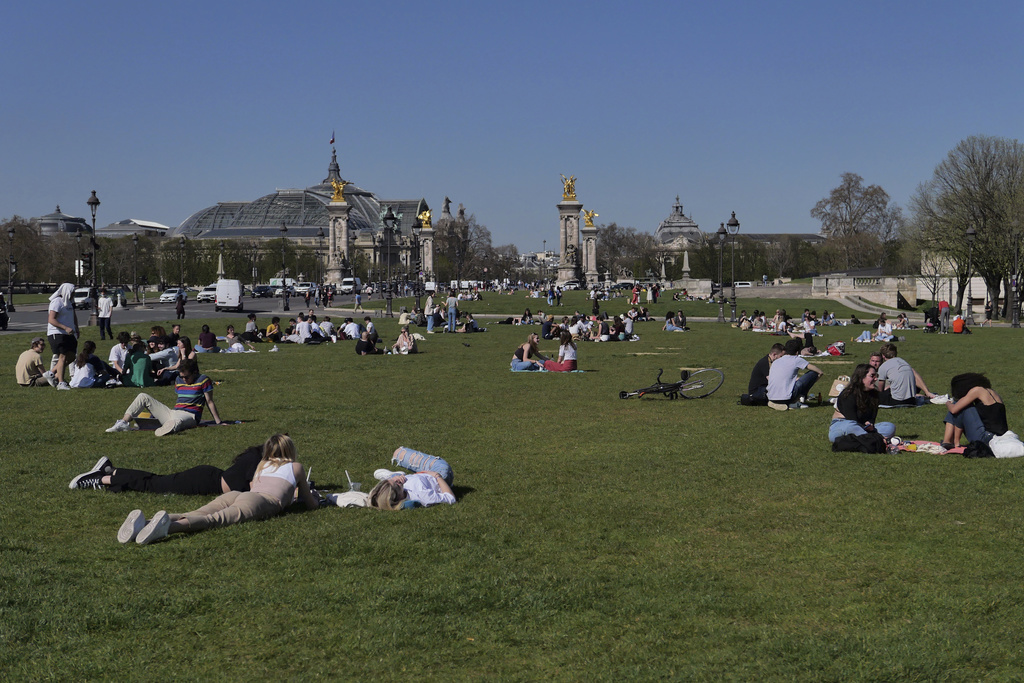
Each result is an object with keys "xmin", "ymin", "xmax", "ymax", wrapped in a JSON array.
[
  {"xmin": 544, "ymin": 331, "xmax": 578, "ymax": 372},
  {"xmin": 119, "ymin": 434, "xmax": 320, "ymax": 545}
]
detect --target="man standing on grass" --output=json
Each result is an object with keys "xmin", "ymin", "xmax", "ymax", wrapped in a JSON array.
[{"xmin": 767, "ymin": 338, "xmax": 823, "ymax": 411}]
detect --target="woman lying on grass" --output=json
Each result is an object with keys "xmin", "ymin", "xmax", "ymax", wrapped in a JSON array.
[
  {"xmin": 367, "ymin": 470, "xmax": 456, "ymax": 510},
  {"xmin": 70, "ymin": 446, "xmax": 263, "ymax": 495},
  {"xmin": 943, "ymin": 373, "xmax": 1007, "ymax": 449},
  {"xmin": 118, "ymin": 434, "xmax": 320, "ymax": 545},
  {"xmin": 828, "ymin": 363, "xmax": 896, "ymax": 443}
]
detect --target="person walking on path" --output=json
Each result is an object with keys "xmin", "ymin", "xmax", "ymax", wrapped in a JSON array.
[
  {"xmin": 354, "ymin": 290, "xmax": 363, "ymax": 312},
  {"xmin": 175, "ymin": 291, "xmax": 186, "ymax": 319},
  {"xmin": 97, "ymin": 288, "xmax": 113, "ymax": 340}
]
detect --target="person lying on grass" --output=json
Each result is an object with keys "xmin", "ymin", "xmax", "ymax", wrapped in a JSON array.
[
  {"xmin": 70, "ymin": 446, "xmax": 263, "ymax": 495},
  {"xmin": 367, "ymin": 471, "xmax": 455, "ymax": 510},
  {"xmin": 118, "ymin": 434, "xmax": 320, "ymax": 545},
  {"xmin": 828, "ymin": 363, "xmax": 896, "ymax": 443},
  {"xmin": 105, "ymin": 358, "xmax": 223, "ymax": 436}
]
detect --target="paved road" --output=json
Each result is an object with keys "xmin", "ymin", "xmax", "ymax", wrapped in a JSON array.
[{"xmin": 0, "ymin": 295, "xmax": 365, "ymax": 336}]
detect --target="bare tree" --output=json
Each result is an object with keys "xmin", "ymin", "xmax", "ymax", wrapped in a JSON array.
[{"xmin": 811, "ymin": 172, "xmax": 902, "ymax": 270}]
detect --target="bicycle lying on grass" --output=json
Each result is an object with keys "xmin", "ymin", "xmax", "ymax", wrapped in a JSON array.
[{"xmin": 619, "ymin": 368, "xmax": 724, "ymax": 400}]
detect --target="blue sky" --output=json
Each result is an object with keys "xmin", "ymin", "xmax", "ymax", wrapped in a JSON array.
[{"xmin": 2, "ymin": 0, "xmax": 1021, "ymax": 251}]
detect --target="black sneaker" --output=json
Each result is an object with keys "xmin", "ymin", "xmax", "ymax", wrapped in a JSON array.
[
  {"xmin": 68, "ymin": 470, "xmax": 105, "ymax": 490},
  {"xmin": 92, "ymin": 456, "xmax": 113, "ymax": 475}
]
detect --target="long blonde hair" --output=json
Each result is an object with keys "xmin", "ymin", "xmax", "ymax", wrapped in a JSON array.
[{"xmin": 257, "ymin": 434, "xmax": 297, "ymax": 474}]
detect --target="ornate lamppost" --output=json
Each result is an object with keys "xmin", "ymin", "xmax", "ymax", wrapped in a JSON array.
[
  {"xmin": 86, "ymin": 191, "xmax": 100, "ymax": 326},
  {"xmin": 178, "ymin": 236, "xmax": 186, "ymax": 290},
  {"xmin": 727, "ymin": 211, "xmax": 740, "ymax": 322},
  {"xmin": 76, "ymin": 230, "xmax": 83, "ymax": 286},
  {"xmin": 7, "ymin": 224, "xmax": 15, "ymax": 311},
  {"xmin": 716, "ymin": 223, "xmax": 727, "ymax": 323},
  {"xmin": 382, "ymin": 206, "xmax": 398, "ymax": 317},
  {"xmin": 542, "ymin": 239, "xmax": 547, "ymax": 283},
  {"xmin": 132, "ymin": 234, "xmax": 139, "ymax": 302},
  {"xmin": 965, "ymin": 226, "xmax": 976, "ymax": 325}
]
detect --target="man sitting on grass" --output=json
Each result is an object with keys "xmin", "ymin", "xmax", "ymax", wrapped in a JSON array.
[
  {"xmin": 767, "ymin": 338, "xmax": 824, "ymax": 411},
  {"xmin": 16, "ymin": 337, "xmax": 48, "ymax": 387},
  {"xmin": 742, "ymin": 342, "xmax": 785, "ymax": 406},
  {"xmin": 876, "ymin": 342, "xmax": 937, "ymax": 407}
]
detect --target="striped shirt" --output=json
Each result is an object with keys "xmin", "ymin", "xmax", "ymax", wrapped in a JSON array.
[{"xmin": 174, "ymin": 374, "xmax": 212, "ymax": 418}]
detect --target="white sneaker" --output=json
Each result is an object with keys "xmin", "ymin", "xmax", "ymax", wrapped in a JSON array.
[
  {"xmin": 136, "ymin": 511, "xmax": 171, "ymax": 545},
  {"xmin": 373, "ymin": 468, "xmax": 404, "ymax": 481},
  {"xmin": 105, "ymin": 419, "xmax": 130, "ymax": 433},
  {"xmin": 57, "ymin": 382, "xmax": 71, "ymax": 390},
  {"xmin": 269, "ymin": 345, "xmax": 279, "ymax": 352},
  {"xmin": 43, "ymin": 370, "xmax": 57, "ymax": 387},
  {"xmin": 768, "ymin": 401, "xmax": 789, "ymax": 411},
  {"xmin": 118, "ymin": 509, "xmax": 146, "ymax": 544}
]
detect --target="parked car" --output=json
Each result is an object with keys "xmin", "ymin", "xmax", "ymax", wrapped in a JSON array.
[
  {"xmin": 73, "ymin": 287, "xmax": 93, "ymax": 309},
  {"xmin": 159, "ymin": 288, "xmax": 184, "ymax": 303},
  {"xmin": 196, "ymin": 285, "xmax": 217, "ymax": 303},
  {"xmin": 562, "ymin": 280, "xmax": 583, "ymax": 290},
  {"xmin": 250, "ymin": 285, "xmax": 273, "ymax": 299},
  {"xmin": 293, "ymin": 282, "xmax": 315, "ymax": 294}
]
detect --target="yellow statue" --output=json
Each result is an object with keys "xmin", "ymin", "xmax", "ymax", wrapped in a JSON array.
[
  {"xmin": 330, "ymin": 178, "xmax": 350, "ymax": 202},
  {"xmin": 560, "ymin": 174, "xmax": 577, "ymax": 201},
  {"xmin": 417, "ymin": 209, "xmax": 432, "ymax": 229},
  {"xmin": 583, "ymin": 209, "xmax": 598, "ymax": 227}
]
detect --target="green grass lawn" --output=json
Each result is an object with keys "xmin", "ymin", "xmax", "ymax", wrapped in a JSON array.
[{"xmin": 2, "ymin": 311, "xmax": 1022, "ymax": 680}]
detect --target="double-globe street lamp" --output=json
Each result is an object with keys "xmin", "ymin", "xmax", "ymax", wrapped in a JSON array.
[
  {"xmin": 965, "ymin": 226, "xmax": 977, "ymax": 325},
  {"xmin": 279, "ymin": 223, "xmax": 290, "ymax": 311},
  {"xmin": 726, "ymin": 211, "xmax": 741, "ymax": 322},
  {"xmin": 132, "ymin": 234, "xmax": 139, "ymax": 302},
  {"xmin": 716, "ymin": 223, "xmax": 727, "ymax": 323},
  {"xmin": 86, "ymin": 191, "xmax": 100, "ymax": 326}
]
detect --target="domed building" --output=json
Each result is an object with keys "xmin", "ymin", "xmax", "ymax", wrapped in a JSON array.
[
  {"xmin": 32, "ymin": 205, "xmax": 92, "ymax": 237},
  {"xmin": 171, "ymin": 150, "xmax": 432, "ymax": 280},
  {"xmin": 654, "ymin": 196, "xmax": 704, "ymax": 249}
]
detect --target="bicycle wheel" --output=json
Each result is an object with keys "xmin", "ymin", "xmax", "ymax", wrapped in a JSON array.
[{"xmin": 678, "ymin": 368, "xmax": 724, "ymax": 399}]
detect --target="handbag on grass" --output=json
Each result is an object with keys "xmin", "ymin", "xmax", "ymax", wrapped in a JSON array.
[{"xmin": 829, "ymin": 375, "xmax": 851, "ymax": 398}]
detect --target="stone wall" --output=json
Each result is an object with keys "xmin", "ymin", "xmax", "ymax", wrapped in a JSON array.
[{"xmin": 811, "ymin": 276, "xmax": 917, "ymax": 308}]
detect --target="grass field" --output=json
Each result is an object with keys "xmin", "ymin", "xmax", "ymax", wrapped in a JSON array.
[{"xmin": 2, "ymin": 299, "xmax": 1022, "ymax": 681}]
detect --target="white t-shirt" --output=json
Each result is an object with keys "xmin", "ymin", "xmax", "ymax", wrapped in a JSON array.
[
  {"xmin": 69, "ymin": 362, "xmax": 96, "ymax": 388},
  {"xmin": 559, "ymin": 343, "xmax": 578, "ymax": 362},
  {"xmin": 295, "ymin": 320, "xmax": 312, "ymax": 343},
  {"xmin": 403, "ymin": 473, "xmax": 456, "ymax": 507},
  {"xmin": 97, "ymin": 296, "xmax": 113, "ymax": 317},
  {"xmin": 343, "ymin": 322, "xmax": 362, "ymax": 339},
  {"xmin": 47, "ymin": 298, "xmax": 75, "ymax": 336},
  {"xmin": 767, "ymin": 354, "xmax": 809, "ymax": 402},
  {"xmin": 319, "ymin": 320, "xmax": 335, "ymax": 336},
  {"xmin": 109, "ymin": 343, "xmax": 128, "ymax": 368}
]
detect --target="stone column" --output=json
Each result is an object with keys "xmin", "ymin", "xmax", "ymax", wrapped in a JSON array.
[
  {"xmin": 580, "ymin": 224, "xmax": 598, "ymax": 285},
  {"xmin": 326, "ymin": 200, "xmax": 351, "ymax": 285},
  {"xmin": 420, "ymin": 225, "xmax": 435, "ymax": 281},
  {"xmin": 557, "ymin": 200, "xmax": 582, "ymax": 283}
]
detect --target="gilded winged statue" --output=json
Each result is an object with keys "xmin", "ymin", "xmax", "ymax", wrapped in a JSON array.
[{"xmin": 560, "ymin": 174, "xmax": 576, "ymax": 201}]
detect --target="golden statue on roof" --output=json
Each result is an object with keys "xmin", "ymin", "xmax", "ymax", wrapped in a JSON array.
[
  {"xmin": 417, "ymin": 209, "xmax": 432, "ymax": 229},
  {"xmin": 560, "ymin": 174, "xmax": 577, "ymax": 201},
  {"xmin": 330, "ymin": 178, "xmax": 350, "ymax": 202},
  {"xmin": 583, "ymin": 209, "xmax": 598, "ymax": 227}
]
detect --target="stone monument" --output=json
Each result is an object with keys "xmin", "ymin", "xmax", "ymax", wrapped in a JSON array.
[
  {"xmin": 417, "ymin": 208, "xmax": 435, "ymax": 280},
  {"xmin": 581, "ymin": 209, "xmax": 599, "ymax": 285},
  {"xmin": 557, "ymin": 174, "xmax": 583, "ymax": 283},
  {"xmin": 326, "ymin": 177, "xmax": 352, "ymax": 285}
]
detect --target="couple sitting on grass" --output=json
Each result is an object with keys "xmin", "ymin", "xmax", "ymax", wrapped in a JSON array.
[{"xmin": 510, "ymin": 331, "xmax": 577, "ymax": 372}]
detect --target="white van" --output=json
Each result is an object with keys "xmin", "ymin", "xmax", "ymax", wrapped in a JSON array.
[
  {"xmin": 215, "ymin": 279, "xmax": 244, "ymax": 312},
  {"xmin": 340, "ymin": 277, "xmax": 362, "ymax": 294}
]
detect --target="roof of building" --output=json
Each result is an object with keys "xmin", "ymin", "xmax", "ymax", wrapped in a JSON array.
[
  {"xmin": 170, "ymin": 149, "xmax": 427, "ymax": 241},
  {"xmin": 655, "ymin": 196, "xmax": 702, "ymax": 245},
  {"xmin": 33, "ymin": 205, "xmax": 92, "ymax": 236}
]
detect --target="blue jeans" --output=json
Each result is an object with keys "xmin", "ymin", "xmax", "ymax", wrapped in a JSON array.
[
  {"xmin": 511, "ymin": 360, "xmax": 539, "ymax": 371},
  {"xmin": 945, "ymin": 407, "xmax": 993, "ymax": 443},
  {"xmin": 665, "ymin": 324, "xmax": 683, "ymax": 332},
  {"xmin": 427, "ymin": 315, "xmax": 434, "ymax": 332},
  {"xmin": 447, "ymin": 308, "xmax": 457, "ymax": 332},
  {"xmin": 829, "ymin": 419, "xmax": 896, "ymax": 443}
]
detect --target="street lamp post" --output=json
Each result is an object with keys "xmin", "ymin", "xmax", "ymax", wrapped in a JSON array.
[
  {"xmin": 76, "ymin": 230, "xmax": 83, "ymax": 286},
  {"xmin": 716, "ymin": 223, "xmax": 727, "ymax": 323},
  {"xmin": 727, "ymin": 212, "xmax": 740, "ymax": 322},
  {"xmin": 382, "ymin": 206, "xmax": 398, "ymax": 317},
  {"xmin": 178, "ymin": 236, "xmax": 186, "ymax": 290},
  {"xmin": 279, "ymin": 223, "xmax": 289, "ymax": 310},
  {"xmin": 412, "ymin": 222, "xmax": 423, "ymax": 312},
  {"xmin": 542, "ymin": 239, "xmax": 546, "ymax": 283},
  {"xmin": 7, "ymin": 225, "xmax": 15, "ymax": 311},
  {"xmin": 87, "ymin": 191, "xmax": 100, "ymax": 326},
  {"xmin": 1012, "ymin": 223, "xmax": 1021, "ymax": 329},
  {"xmin": 965, "ymin": 226, "xmax": 977, "ymax": 325},
  {"xmin": 132, "ymin": 234, "xmax": 139, "ymax": 303}
]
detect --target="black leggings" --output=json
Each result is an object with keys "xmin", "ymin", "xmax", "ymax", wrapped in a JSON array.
[{"xmin": 108, "ymin": 465, "xmax": 224, "ymax": 495}]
